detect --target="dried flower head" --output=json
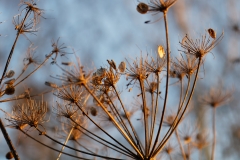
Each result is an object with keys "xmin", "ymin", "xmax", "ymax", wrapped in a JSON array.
[
  {"xmin": 54, "ymin": 85, "xmax": 85, "ymax": 104},
  {"xmin": 171, "ymin": 54, "xmax": 199, "ymax": 79},
  {"xmin": 23, "ymin": 46, "xmax": 40, "ymax": 70},
  {"xmin": 47, "ymin": 38, "xmax": 70, "ymax": 63},
  {"xmin": 147, "ymin": 0, "xmax": 178, "ymax": 13},
  {"xmin": 20, "ymin": 0, "xmax": 44, "ymax": 26},
  {"xmin": 200, "ymin": 82, "xmax": 233, "ymax": 108},
  {"xmin": 6, "ymin": 99, "xmax": 48, "ymax": 129},
  {"xmin": 125, "ymin": 56, "xmax": 149, "ymax": 87},
  {"xmin": 179, "ymin": 30, "xmax": 224, "ymax": 59}
]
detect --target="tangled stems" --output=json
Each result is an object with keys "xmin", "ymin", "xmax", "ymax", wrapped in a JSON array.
[
  {"xmin": 83, "ymin": 83, "xmax": 144, "ymax": 159},
  {"xmin": 153, "ymin": 57, "xmax": 202, "ymax": 157}
]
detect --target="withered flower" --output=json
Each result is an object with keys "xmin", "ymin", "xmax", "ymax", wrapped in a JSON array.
[{"xmin": 179, "ymin": 29, "xmax": 224, "ymax": 59}]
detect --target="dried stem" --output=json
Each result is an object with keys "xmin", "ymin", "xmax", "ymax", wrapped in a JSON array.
[
  {"xmin": 0, "ymin": 119, "xmax": 20, "ymax": 160},
  {"xmin": 56, "ymin": 127, "xmax": 74, "ymax": 160},
  {"xmin": 211, "ymin": 107, "xmax": 216, "ymax": 160}
]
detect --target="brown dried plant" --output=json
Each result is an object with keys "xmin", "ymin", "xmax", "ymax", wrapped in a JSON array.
[{"xmin": 0, "ymin": 0, "xmax": 228, "ymax": 160}]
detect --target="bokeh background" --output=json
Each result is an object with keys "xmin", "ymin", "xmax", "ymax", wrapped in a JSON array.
[{"xmin": 0, "ymin": 0, "xmax": 240, "ymax": 159}]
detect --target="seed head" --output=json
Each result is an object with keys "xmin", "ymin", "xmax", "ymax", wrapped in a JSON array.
[
  {"xmin": 137, "ymin": 3, "xmax": 149, "ymax": 14},
  {"xmin": 179, "ymin": 30, "xmax": 224, "ymax": 59}
]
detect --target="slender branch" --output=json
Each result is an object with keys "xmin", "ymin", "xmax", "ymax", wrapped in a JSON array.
[
  {"xmin": 56, "ymin": 127, "xmax": 74, "ymax": 160},
  {"xmin": 0, "ymin": 119, "xmax": 20, "ymax": 160},
  {"xmin": 0, "ymin": 10, "xmax": 31, "ymax": 86},
  {"xmin": 139, "ymin": 79, "xmax": 149, "ymax": 156}
]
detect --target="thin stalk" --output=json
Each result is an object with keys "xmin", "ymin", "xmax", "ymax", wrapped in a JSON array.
[
  {"xmin": 211, "ymin": 107, "xmax": 216, "ymax": 160},
  {"xmin": 150, "ymin": 10, "xmax": 170, "ymax": 157},
  {"xmin": 149, "ymin": 74, "xmax": 160, "ymax": 152},
  {"xmin": 83, "ymin": 83, "xmax": 143, "ymax": 159},
  {"xmin": 0, "ymin": 119, "xmax": 20, "ymax": 160},
  {"xmin": 56, "ymin": 127, "xmax": 74, "ymax": 160},
  {"xmin": 35, "ymin": 127, "xmax": 125, "ymax": 160},
  {"xmin": 139, "ymin": 79, "xmax": 149, "ymax": 156},
  {"xmin": 19, "ymin": 129, "xmax": 95, "ymax": 160},
  {"xmin": 175, "ymin": 129, "xmax": 186, "ymax": 160},
  {"xmin": 0, "ymin": 9, "xmax": 31, "ymax": 86}
]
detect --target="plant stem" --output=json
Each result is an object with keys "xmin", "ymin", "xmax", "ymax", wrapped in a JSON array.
[
  {"xmin": 211, "ymin": 107, "xmax": 216, "ymax": 160},
  {"xmin": 56, "ymin": 127, "xmax": 74, "ymax": 160},
  {"xmin": 0, "ymin": 119, "xmax": 20, "ymax": 160}
]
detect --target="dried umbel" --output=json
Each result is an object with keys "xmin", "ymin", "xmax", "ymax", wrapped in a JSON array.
[
  {"xmin": 6, "ymin": 100, "xmax": 48, "ymax": 129},
  {"xmin": 179, "ymin": 30, "xmax": 224, "ymax": 59}
]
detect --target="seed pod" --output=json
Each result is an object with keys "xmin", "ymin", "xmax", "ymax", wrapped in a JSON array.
[
  {"xmin": 5, "ymin": 151, "xmax": 13, "ymax": 159},
  {"xmin": 208, "ymin": 28, "xmax": 216, "ymax": 39},
  {"xmin": 137, "ymin": 3, "xmax": 149, "ymax": 14},
  {"xmin": 61, "ymin": 62, "xmax": 73, "ymax": 66},
  {"xmin": 6, "ymin": 70, "xmax": 15, "ymax": 78},
  {"xmin": 5, "ymin": 85, "xmax": 15, "ymax": 95},
  {"xmin": 118, "ymin": 61, "xmax": 126, "ymax": 73},
  {"xmin": 90, "ymin": 107, "xmax": 97, "ymax": 116},
  {"xmin": 45, "ymin": 81, "xmax": 58, "ymax": 88},
  {"xmin": 4, "ymin": 78, "xmax": 15, "ymax": 85},
  {"xmin": 158, "ymin": 45, "xmax": 165, "ymax": 58}
]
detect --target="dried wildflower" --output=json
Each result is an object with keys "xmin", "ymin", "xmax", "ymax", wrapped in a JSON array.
[
  {"xmin": 92, "ymin": 66, "xmax": 120, "ymax": 88},
  {"xmin": 193, "ymin": 130, "xmax": 210, "ymax": 150},
  {"xmin": 137, "ymin": 3, "xmax": 149, "ymax": 14},
  {"xmin": 145, "ymin": 52, "xmax": 166, "ymax": 75},
  {"xmin": 12, "ymin": 14, "xmax": 37, "ymax": 40},
  {"xmin": 6, "ymin": 100, "xmax": 48, "ymax": 129},
  {"xmin": 54, "ymin": 56, "xmax": 91, "ymax": 85},
  {"xmin": 147, "ymin": 0, "xmax": 178, "ymax": 13},
  {"xmin": 179, "ymin": 124, "xmax": 197, "ymax": 144},
  {"xmin": 23, "ymin": 46, "xmax": 40, "ymax": 70},
  {"xmin": 125, "ymin": 56, "xmax": 149, "ymax": 87},
  {"xmin": 54, "ymin": 101, "xmax": 79, "ymax": 118},
  {"xmin": 20, "ymin": 0, "xmax": 44, "ymax": 26},
  {"xmin": 47, "ymin": 38, "xmax": 70, "ymax": 63},
  {"xmin": 200, "ymin": 82, "xmax": 233, "ymax": 108},
  {"xmin": 54, "ymin": 85, "xmax": 84, "ymax": 104},
  {"xmin": 145, "ymin": 81, "xmax": 158, "ymax": 94},
  {"xmin": 179, "ymin": 30, "xmax": 224, "ymax": 59},
  {"xmin": 171, "ymin": 54, "xmax": 199, "ymax": 79}
]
